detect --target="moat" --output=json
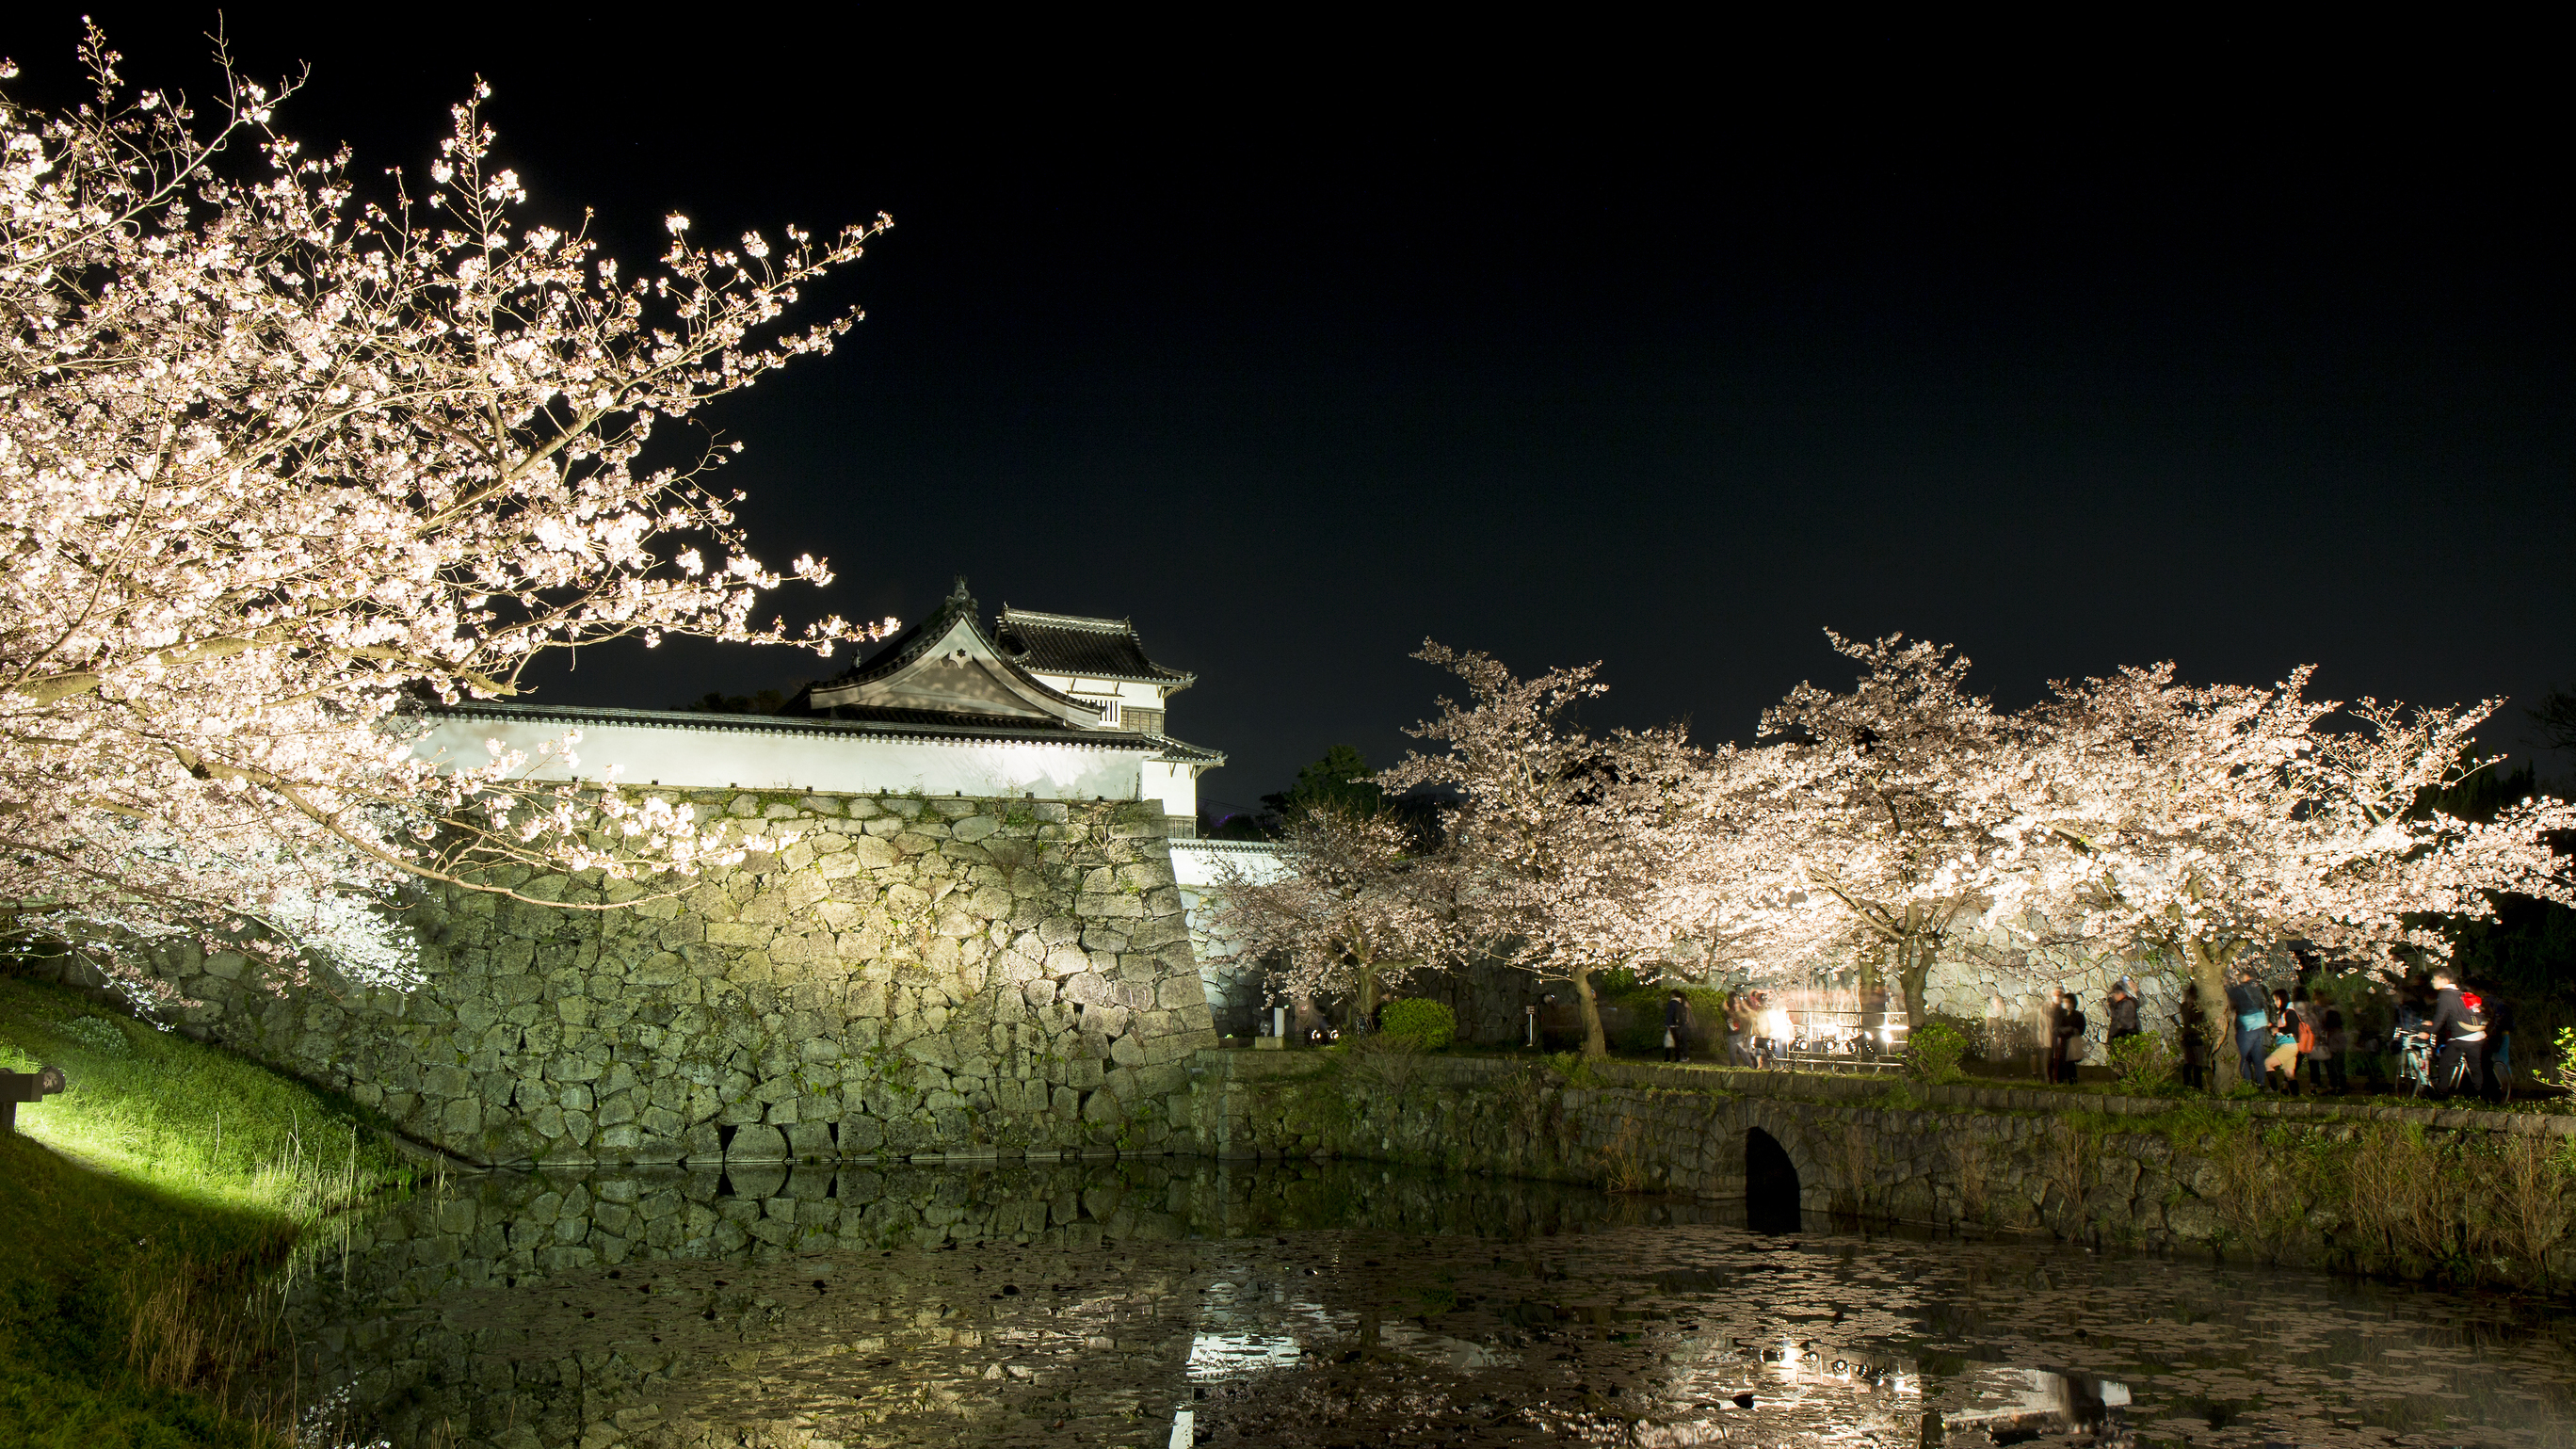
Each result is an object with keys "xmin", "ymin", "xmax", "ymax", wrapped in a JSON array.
[{"xmin": 282, "ymin": 1157, "xmax": 2576, "ymax": 1448}]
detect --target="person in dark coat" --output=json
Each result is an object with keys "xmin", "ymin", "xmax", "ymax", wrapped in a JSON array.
[
  {"xmin": 1663, "ymin": 990, "xmax": 1691, "ymax": 1063},
  {"xmin": 2484, "ymin": 992, "xmax": 2516, "ymax": 1102},
  {"xmin": 2179, "ymin": 982, "xmax": 2208, "ymax": 1090},
  {"xmin": 2041, "ymin": 989, "xmax": 2068, "ymax": 1084},
  {"xmin": 2053, "ymin": 992, "xmax": 2088, "ymax": 1085},
  {"xmin": 2320, "ymin": 1004, "xmax": 2349, "ymax": 1094},
  {"xmin": 2425, "ymin": 968, "xmax": 2487, "ymax": 1097},
  {"xmin": 2106, "ymin": 978, "xmax": 2141, "ymax": 1048}
]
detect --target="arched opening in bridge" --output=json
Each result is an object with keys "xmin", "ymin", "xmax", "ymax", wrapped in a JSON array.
[{"xmin": 1746, "ymin": 1127, "xmax": 1801, "ymax": 1233}]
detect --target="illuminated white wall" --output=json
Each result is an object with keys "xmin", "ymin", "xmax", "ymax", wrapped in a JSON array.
[
  {"xmin": 1168, "ymin": 839, "xmax": 1293, "ymax": 954},
  {"xmin": 1022, "ymin": 672, "xmax": 1167, "ymax": 714},
  {"xmin": 1169, "ymin": 839, "xmax": 1293, "ymax": 1022},
  {"xmin": 413, "ymin": 713, "xmax": 1146, "ymax": 800},
  {"xmin": 1143, "ymin": 758, "xmax": 1200, "ymax": 821}
]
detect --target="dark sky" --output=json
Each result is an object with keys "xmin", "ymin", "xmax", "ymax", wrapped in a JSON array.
[{"xmin": 25, "ymin": 17, "xmax": 2571, "ymax": 811}]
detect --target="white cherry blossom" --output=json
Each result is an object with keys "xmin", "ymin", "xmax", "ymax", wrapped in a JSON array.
[{"xmin": 1, "ymin": 32, "xmax": 893, "ymax": 991}]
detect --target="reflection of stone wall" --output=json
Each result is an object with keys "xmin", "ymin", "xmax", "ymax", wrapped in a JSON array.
[
  {"xmin": 145, "ymin": 794, "xmax": 1218, "ymax": 1165},
  {"xmin": 286, "ymin": 1158, "xmax": 1718, "ymax": 1447}
]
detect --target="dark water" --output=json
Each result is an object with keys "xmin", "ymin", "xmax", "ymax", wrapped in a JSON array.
[{"xmin": 287, "ymin": 1158, "xmax": 2576, "ymax": 1448}]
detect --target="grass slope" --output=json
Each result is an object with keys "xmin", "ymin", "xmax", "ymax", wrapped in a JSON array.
[{"xmin": 0, "ymin": 977, "xmax": 418, "ymax": 1447}]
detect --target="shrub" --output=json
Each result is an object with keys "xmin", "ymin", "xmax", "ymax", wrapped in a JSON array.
[
  {"xmin": 1599, "ymin": 980, "xmax": 1730, "ymax": 1055},
  {"xmin": 1378, "ymin": 998, "xmax": 1457, "ymax": 1052},
  {"xmin": 2107, "ymin": 1032, "xmax": 2179, "ymax": 1095},
  {"xmin": 1904, "ymin": 1020, "xmax": 1970, "ymax": 1085}
]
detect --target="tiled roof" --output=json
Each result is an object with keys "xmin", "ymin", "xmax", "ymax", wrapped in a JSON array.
[
  {"xmin": 994, "ymin": 607, "xmax": 1195, "ymax": 688},
  {"xmin": 428, "ymin": 701, "xmax": 1158, "ymax": 750},
  {"xmin": 1147, "ymin": 734, "xmax": 1227, "ymax": 765}
]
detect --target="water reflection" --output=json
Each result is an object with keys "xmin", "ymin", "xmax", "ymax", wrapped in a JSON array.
[{"xmin": 288, "ymin": 1158, "xmax": 2576, "ymax": 1447}]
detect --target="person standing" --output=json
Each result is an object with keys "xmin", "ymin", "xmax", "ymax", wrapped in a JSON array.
[
  {"xmin": 2320, "ymin": 1003, "xmax": 2350, "ymax": 1094},
  {"xmin": 2042, "ymin": 989, "xmax": 2068, "ymax": 1084},
  {"xmin": 2180, "ymin": 982, "xmax": 2209, "ymax": 1091},
  {"xmin": 2263, "ymin": 989, "xmax": 2302, "ymax": 1093},
  {"xmin": 2059, "ymin": 992, "xmax": 2090, "ymax": 1084},
  {"xmin": 2293, "ymin": 987, "xmax": 2327, "ymax": 1093},
  {"xmin": 1663, "ymin": 990, "xmax": 1691, "ymax": 1064},
  {"xmin": 2227, "ymin": 969, "xmax": 2271, "ymax": 1089},
  {"xmin": 1725, "ymin": 991, "xmax": 1758, "ymax": 1068},
  {"xmin": 2106, "ymin": 978, "xmax": 2141, "ymax": 1050},
  {"xmin": 2486, "ymin": 992, "xmax": 2516, "ymax": 1102}
]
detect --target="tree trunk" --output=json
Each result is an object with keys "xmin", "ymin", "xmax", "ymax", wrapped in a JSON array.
[
  {"xmin": 1356, "ymin": 964, "xmax": 1382, "ymax": 1025},
  {"xmin": 2186, "ymin": 937, "xmax": 2243, "ymax": 1092},
  {"xmin": 1896, "ymin": 934, "xmax": 1935, "ymax": 1034},
  {"xmin": 1570, "ymin": 967, "xmax": 1608, "ymax": 1058}
]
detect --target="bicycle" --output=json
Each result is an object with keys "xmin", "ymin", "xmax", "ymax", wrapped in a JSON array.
[{"xmin": 2393, "ymin": 1025, "xmax": 2436, "ymax": 1099}]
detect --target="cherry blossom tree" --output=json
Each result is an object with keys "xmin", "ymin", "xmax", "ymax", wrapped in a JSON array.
[
  {"xmin": 0, "ymin": 32, "xmax": 891, "ymax": 990},
  {"xmin": 1200, "ymin": 805, "xmax": 1453, "ymax": 1021},
  {"xmin": 1757, "ymin": 632, "xmax": 2044, "ymax": 1030},
  {"xmin": 2022, "ymin": 664, "xmax": 2576, "ymax": 1087},
  {"xmin": 1381, "ymin": 643, "xmax": 1746, "ymax": 1057}
]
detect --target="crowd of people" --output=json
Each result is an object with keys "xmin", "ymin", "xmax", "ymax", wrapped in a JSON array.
[
  {"xmin": 2206, "ymin": 963, "xmax": 2518, "ymax": 1101},
  {"xmin": 1662, "ymin": 967, "xmax": 2527, "ymax": 1103}
]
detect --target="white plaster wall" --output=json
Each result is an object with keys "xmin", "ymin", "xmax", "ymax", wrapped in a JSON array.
[
  {"xmin": 1025, "ymin": 673, "xmax": 1166, "ymax": 712},
  {"xmin": 413, "ymin": 715, "xmax": 1145, "ymax": 801},
  {"xmin": 1169, "ymin": 840, "xmax": 1293, "ymax": 1016},
  {"xmin": 1143, "ymin": 759, "xmax": 1200, "ymax": 820}
]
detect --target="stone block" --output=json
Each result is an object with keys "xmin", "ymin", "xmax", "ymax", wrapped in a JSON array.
[
  {"xmin": 726, "ymin": 1124, "xmax": 790, "ymax": 1164},
  {"xmin": 440, "ymin": 1096, "xmax": 483, "ymax": 1140}
]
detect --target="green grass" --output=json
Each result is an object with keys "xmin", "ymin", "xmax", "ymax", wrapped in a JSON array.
[{"xmin": 0, "ymin": 976, "xmax": 418, "ymax": 1446}]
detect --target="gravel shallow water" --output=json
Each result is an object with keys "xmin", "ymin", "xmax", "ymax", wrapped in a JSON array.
[{"xmin": 289, "ymin": 1159, "xmax": 2576, "ymax": 1447}]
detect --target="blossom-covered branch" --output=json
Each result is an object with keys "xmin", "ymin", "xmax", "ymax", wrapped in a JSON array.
[
  {"xmin": 0, "ymin": 31, "xmax": 894, "ymax": 989},
  {"xmin": 2021, "ymin": 665, "xmax": 2576, "ymax": 1086},
  {"xmin": 1201, "ymin": 805, "xmax": 1454, "ymax": 1017}
]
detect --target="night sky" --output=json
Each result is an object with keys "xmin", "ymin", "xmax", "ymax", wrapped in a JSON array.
[{"xmin": 24, "ymin": 17, "xmax": 2570, "ymax": 814}]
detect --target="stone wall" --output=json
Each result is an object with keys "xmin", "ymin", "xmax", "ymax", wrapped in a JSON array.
[
  {"xmin": 1188, "ymin": 1050, "xmax": 2576, "ymax": 1277},
  {"xmin": 141, "ymin": 793, "xmax": 1218, "ymax": 1166},
  {"xmin": 1914, "ymin": 913, "xmax": 2201, "ymax": 1063}
]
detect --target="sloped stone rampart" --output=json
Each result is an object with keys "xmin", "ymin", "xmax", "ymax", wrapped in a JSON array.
[
  {"xmin": 1187, "ymin": 1051, "xmax": 2576, "ymax": 1275},
  {"xmin": 142, "ymin": 794, "xmax": 1217, "ymax": 1165}
]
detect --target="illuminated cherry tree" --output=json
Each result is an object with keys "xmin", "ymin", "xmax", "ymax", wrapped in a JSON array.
[
  {"xmin": 0, "ymin": 33, "xmax": 891, "ymax": 990},
  {"xmin": 1200, "ymin": 805, "xmax": 1454, "ymax": 1020},
  {"xmin": 2021, "ymin": 664, "xmax": 2576, "ymax": 1087},
  {"xmin": 1380, "ymin": 643, "xmax": 1764, "ymax": 1057},
  {"xmin": 1756, "ymin": 632, "xmax": 2045, "ymax": 1029}
]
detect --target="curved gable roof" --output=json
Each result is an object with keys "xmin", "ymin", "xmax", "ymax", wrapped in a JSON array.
[{"xmin": 800, "ymin": 579, "xmax": 1107, "ymax": 726}]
